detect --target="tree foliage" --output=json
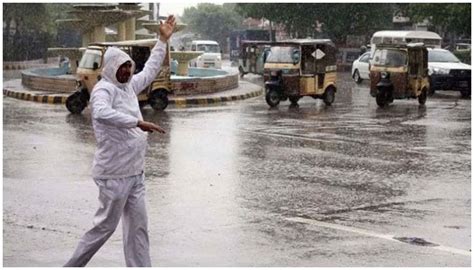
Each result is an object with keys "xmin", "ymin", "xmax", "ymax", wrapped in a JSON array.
[
  {"xmin": 236, "ymin": 3, "xmax": 471, "ymax": 44},
  {"xmin": 3, "ymin": 3, "xmax": 74, "ymax": 60},
  {"xmin": 181, "ymin": 3, "xmax": 243, "ymax": 50},
  {"xmin": 236, "ymin": 3, "xmax": 395, "ymax": 44},
  {"xmin": 404, "ymin": 3, "xmax": 470, "ymax": 38}
]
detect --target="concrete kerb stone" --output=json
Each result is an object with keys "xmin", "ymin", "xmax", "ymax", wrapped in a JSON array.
[
  {"xmin": 3, "ymin": 79, "xmax": 264, "ymax": 108},
  {"xmin": 170, "ymin": 88, "xmax": 263, "ymax": 108}
]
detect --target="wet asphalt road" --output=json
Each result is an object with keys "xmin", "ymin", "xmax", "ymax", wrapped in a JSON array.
[{"xmin": 3, "ymin": 72, "xmax": 471, "ymax": 266}]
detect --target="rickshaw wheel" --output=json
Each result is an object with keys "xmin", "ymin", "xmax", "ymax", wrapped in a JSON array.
[
  {"xmin": 460, "ymin": 90, "xmax": 470, "ymax": 99},
  {"xmin": 148, "ymin": 89, "xmax": 169, "ymax": 111},
  {"xmin": 376, "ymin": 92, "xmax": 388, "ymax": 107},
  {"xmin": 428, "ymin": 88, "xmax": 435, "ymax": 96},
  {"xmin": 323, "ymin": 87, "xmax": 336, "ymax": 106},
  {"xmin": 265, "ymin": 89, "xmax": 280, "ymax": 107},
  {"xmin": 418, "ymin": 88, "xmax": 428, "ymax": 105},
  {"xmin": 138, "ymin": 100, "xmax": 148, "ymax": 108},
  {"xmin": 66, "ymin": 91, "xmax": 87, "ymax": 114},
  {"xmin": 289, "ymin": 96, "xmax": 300, "ymax": 105},
  {"xmin": 353, "ymin": 70, "xmax": 362, "ymax": 84}
]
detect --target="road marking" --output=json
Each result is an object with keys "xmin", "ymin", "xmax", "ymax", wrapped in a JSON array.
[{"xmin": 286, "ymin": 217, "xmax": 470, "ymax": 257}]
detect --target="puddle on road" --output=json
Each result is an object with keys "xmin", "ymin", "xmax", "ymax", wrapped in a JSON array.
[{"xmin": 393, "ymin": 236, "xmax": 439, "ymax": 247}]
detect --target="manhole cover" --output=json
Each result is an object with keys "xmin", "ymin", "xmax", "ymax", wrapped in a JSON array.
[{"xmin": 393, "ymin": 236, "xmax": 439, "ymax": 247}]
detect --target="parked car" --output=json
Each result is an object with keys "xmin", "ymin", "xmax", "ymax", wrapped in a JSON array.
[
  {"xmin": 189, "ymin": 40, "xmax": 222, "ymax": 69},
  {"xmin": 428, "ymin": 48, "xmax": 471, "ymax": 98},
  {"xmin": 351, "ymin": 52, "xmax": 371, "ymax": 83}
]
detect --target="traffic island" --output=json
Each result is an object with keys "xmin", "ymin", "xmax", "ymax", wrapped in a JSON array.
[{"xmin": 3, "ymin": 79, "xmax": 263, "ymax": 108}]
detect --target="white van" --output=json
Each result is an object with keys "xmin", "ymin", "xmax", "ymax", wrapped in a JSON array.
[
  {"xmin": 190, "ymin": 40, "xmax": 222, "ymax": 69},
  {"xmin": 370, "ymin": 30, "xmax": 442, "ymax": 57}
]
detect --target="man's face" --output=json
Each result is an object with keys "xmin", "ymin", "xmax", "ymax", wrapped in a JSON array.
[{"xmin": 116, "ymin": 61, "xmax": 132, "ymax": 83}]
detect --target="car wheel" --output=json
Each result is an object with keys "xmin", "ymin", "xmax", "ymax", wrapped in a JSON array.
[
  {"xmin": 323, "ymin": 87, "xmax": 336, "ymax": 106},
  {"xmin": 265, "ymin": 88, "xmax": 280, "ymax": 107},
  {"xmin": 353, "ymin": 70, "xmax": 362, "ymax": 84},
  {"xmin": 148, "ymin": 89, "xmax": 169, "ymax": 111},
  {"xmin": 418, "ymin": 88, "xmax": 428, "ymax": 105},
  {"xmin": 66, "ymin": 91, "xmax": 87, "ymax": 114}
]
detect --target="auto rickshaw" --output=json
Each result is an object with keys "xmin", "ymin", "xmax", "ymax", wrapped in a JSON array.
[
  {"xmin": 263, "ymin": 39, "xmax": 337, "ymax": 107},
  {"xmin": 65, "ymin": 39, "xmax": 172, "ymax": 114},
  {"xmin": 369, "ymin": 43, "xmax": 429, "ymax": 107},
  {"xmin": 238, "ymin": 40, "xmax": 272, "ymax": 78}
]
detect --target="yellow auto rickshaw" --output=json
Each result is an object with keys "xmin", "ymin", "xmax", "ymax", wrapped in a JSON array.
[
  {"xmin": 369, "ymin": 43, "xmax": 430, "ymax": 107},
  {"xmin": 263, "ymin": 39, "xmax": 337, "ymax": 107},
  {"xmin": 65, "ymin": 39, "xmax": 172, "ymax": 114}
]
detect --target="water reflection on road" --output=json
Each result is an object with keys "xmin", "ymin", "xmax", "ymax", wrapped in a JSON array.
[{"xmin": 2, "ymin": 73, "xmax": 471, "ymax": 266}]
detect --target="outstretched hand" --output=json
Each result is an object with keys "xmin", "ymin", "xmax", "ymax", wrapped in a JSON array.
[
  {"xmin": 159, "ymin": 15, "xmax": 176, "ymax": 42},
  {"xmin": 137, "ymin": 120, "xmax": 166, "ymax": 134}
]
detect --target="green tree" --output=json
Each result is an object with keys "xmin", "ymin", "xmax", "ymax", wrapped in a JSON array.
[
  {"xmin": 320, "ymin": 3, "xmax": 394, "ymax": 43},
  {"xmin": 4, "ymin": 3, "xmax": 47, "ymax": 41},
  {"xmin": 3, "ymin": 3, "xmax": 74, "ymax": 60},
  {"xmin": 405, "ymin": 3, "xmax": 470, "ymax": 41},
  {"xmin": 236, "ymin": 3, "xmax": 395, "ymax": 44},
  {"xmin": 45, "ymin": 3, "xmax": 74, "ymax": 36},
  {"xmin": 181, "ymin": 3, "xmax": 243, "ymax": 51}
]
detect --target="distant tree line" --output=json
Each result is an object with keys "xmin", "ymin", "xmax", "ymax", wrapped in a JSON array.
[
  {"xmin": 234, "ymin": 3, "xmax": 471, "ymax": 45},
  {"xmin": 181, "ymin": 3, "xmax": 243, "ymax": 51},
  {"xmin": 3, "ymin": 3, "xmax": 73, "ymax": 61},
  {"xmin": 399, "ymin": 3, "xmax": 471, "ymax": 44},
  {"xmin": 4, "ymin": 3, "xmax": 469, "ymax": 61}
]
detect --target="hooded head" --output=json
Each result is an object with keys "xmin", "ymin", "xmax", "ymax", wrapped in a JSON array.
[{"xmin": 101, "ymin": 47, "xmax": 136, "ymax": 87}]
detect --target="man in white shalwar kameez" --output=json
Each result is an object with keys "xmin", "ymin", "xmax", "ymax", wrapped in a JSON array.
[{"xmin": 64, "ymin": 15, "xmax": 176, "ymax": 267}]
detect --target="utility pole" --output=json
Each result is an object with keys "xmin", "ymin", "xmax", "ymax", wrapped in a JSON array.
[{"xmin": 269, "ymin": 20, "xmax": 274, "ymax": 41}]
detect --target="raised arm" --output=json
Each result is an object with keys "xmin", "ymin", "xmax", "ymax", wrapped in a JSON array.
[{"xmin": 131, "ymin": 15, "xmax": 176, "ymax": 94}]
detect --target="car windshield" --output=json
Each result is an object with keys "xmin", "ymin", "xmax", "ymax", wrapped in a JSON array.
[
  {"xmin": 428, "ymin": 50, "xmax": 460, "ymax": 63},
  {"xmin": 372, "ymin": 49, "xmax": 407, "ymax": 67},
  {"xmin": 79, "ymin": 49, "xmax": 102, "ymax": 69},
  {"xmin": 196, "ymin": 44, "xmax": 220, "ymax": 53},
  {"xmin": 266, "ymin": 46, "xmax": 298, "ymax": 63}
]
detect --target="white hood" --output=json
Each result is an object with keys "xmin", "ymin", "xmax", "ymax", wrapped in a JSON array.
[
  {"xmin": 428, "ymin": 61, "xmax": 471, "ymax": 70},
  {"xmin": 101, "ymin": 47, "xmax": 136, "ymax": 88}
]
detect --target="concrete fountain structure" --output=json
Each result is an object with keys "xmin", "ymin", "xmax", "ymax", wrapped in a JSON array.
[
  {"xmin": 142, "ymin": 23, "xmax": 203, "ymax": 77},
  {"xmin": 57, "ymin": 3, "xmax": 150, "ymax": 46},
  {"xmin": 170, "ymin": 51, "xmax": 203, "ymax": 76},
  {"xmin": 7, "ymin": 4, "xmax": 256, "ymax": 109}
]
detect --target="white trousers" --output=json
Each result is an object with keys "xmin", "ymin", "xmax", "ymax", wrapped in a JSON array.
[{"xmin": 64, "ymin": 173, "xmax": 151, "ymax": 267}]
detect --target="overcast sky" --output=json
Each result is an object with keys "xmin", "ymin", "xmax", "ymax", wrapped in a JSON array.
[{"xmin": 159, "ymin": 1, "xmax": 227, "ymax": 17}]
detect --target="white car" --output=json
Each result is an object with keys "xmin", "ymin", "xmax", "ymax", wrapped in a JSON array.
[
  {"xmin": 351, "ymin": 52, "xmax": 370, "ymax": 83},
  {"xmin": 189, "ymin": 40, "xmax": 222, "ymax": 69},
  {"xmin": 428, "ymin": 48, "xmax": 471, "ymax": 97}
]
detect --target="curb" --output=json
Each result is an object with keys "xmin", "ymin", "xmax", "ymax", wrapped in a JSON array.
[
  {"xmin": 170, "ymin": 88, "xmax": 263, "ymax": 108},
  {"xmin": 3, "ymin": 88, "xmax": 68, "ymax": 104},
  {"xmin": 3, "ymin": 84, "xmax": 264, "ymax": 107}
]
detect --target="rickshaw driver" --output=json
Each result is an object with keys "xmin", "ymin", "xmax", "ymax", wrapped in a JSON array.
[{"xmin": 302, "ymin": 46, "xmax": 316, "ymax": 74}]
